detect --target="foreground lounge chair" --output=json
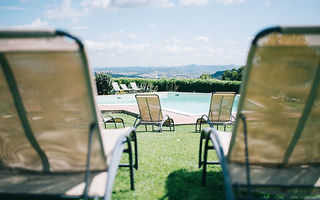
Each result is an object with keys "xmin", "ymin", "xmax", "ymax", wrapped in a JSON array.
[
  {"xmin": 130, "ymin": 82, "xmax": 142, "ymax": 92},
  {"xmin": 0, "ymin": 29, "xmax": 137, "ymax": 200},
  {"xmin": 202, "ymin": 26, "xmax": 320, "ymax": 199},
  {"xmin": 101, "ymin": 114, "xmax": 125, "ymax": 129},
  {"xmin": 112, "ymin": 82, "xmax": 123, "ymax": 94},
  {"xmin": 120, "ymin": 84, "xmax": 133, "ymax": 93},
  {"xmin": 134, "ymin": 94, "xmax": 175, "ymax": 132},
  {"xmin": 197, "ymin": 92, "xmax": 236, "ymax": 169}
]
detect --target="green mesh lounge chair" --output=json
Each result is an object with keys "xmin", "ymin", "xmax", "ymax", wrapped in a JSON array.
[
  {"xmin": 134, "ymin": 94, "xmax": 175, "ymax": 132},
  {"xmin": 201, "ymin": 26, "xmax": 320, "ymax": 199},
  {"xmin": 197, "ymin": 92, "xmax": 236, "ymax": 169},
  {"xmin": 0, "ymin": 29, "xmax": 138, "ymax": 200}
]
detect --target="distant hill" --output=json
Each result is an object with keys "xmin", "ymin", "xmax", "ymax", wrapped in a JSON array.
[
  {"xmin": 210, "ymin": 70, "xmax": 225, "ymax": 79},
  {"xmin": 94, "ymin": 64, "xmax": 240, "ymax": 79}
]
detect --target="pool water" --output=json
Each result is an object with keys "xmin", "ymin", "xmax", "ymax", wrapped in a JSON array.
[{"xmin": 96, "ymin": 92, "xmax": 239, "ymax": 115}]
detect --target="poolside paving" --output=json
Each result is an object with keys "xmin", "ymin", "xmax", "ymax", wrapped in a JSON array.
[{"xmin": 99, "ymin": 104, "xmax": 202, "ymax": 125}]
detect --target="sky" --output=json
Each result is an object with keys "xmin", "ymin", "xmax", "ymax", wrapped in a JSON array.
[{"xmin": 0, "ymin": 0, "xmax": 319, "ymax": 68}]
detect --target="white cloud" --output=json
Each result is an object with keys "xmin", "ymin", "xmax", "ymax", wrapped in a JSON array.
[
  {"xmin": 81, "ymin": 0, "xmax": 110, "ymax": 8},
  {"xmin": 194, "ymin": 36, "xmax": 210, "ymax": 43},
  {"xmin": 0, "ymin": 6, "xmax": 25, "ymax": 10},
  {"xmin": 112, "ymin": 0, "xmax": 175, "ymax": 8},
  {"xmin": 165, "ymin": 45, "xmax": 180, "ymax": 52},
  {"xmin": 180, "ymin": 0, "xmax": 209, "ymax": 6},
  {"xmin": 169, "ymin": 36, "xmax": 181, "ymax": 44},
  {"xmin": 71, "ymin": 26, "xmax": 91, "ymax": 30},
  {"xmin": 45, "ymin": 0, "xmax": 89, "ymax": 22},
  {"xmin": 149, "ymin": 23, "xmax": 158, "ymax": 27},
  {"xmin": 14, "ymin": 18, "xmax": 51, "ymax": 29},
  {"xmin": 85, "ymin": 39, "xmax": 150, "ymax": 53},
  {"xmin": 264, "ymin": 0, "xmax": 271, "ymax": 6},
  {"xmin": 222, "ymin": 39, "xmax": 238, "ymax": 45},
  {"xmin": 215, "ymin": 0, "xmax": 245, "ymax": 5},
  {"xmin": 85, "ymin": 40, "xmax": 106, "ymax": 50}
]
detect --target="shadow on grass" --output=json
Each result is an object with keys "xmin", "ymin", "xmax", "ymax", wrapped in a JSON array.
[{"xmin": 163, "ymin": 169, "xmax": 226, "ymax": 200}]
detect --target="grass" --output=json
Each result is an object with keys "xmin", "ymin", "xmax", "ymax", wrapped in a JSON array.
[{"xmin": 103, "ymin": 113, "xmax": 231, "ymax": 200}]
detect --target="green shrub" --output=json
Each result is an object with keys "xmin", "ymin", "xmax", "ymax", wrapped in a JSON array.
[
  {"xmin": 95, "ymin": 72, "xmax": 114, "ymax": 95},
  {"xmin": 112, "ymin": 78, "xmax": 241, "ymax": 93}
]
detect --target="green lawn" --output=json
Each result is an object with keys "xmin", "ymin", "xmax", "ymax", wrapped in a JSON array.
[{"xmin": 103, "ymin": 113, "xmax": 232, "ymax": 200}]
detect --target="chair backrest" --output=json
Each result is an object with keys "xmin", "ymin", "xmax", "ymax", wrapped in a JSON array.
[
  {"xmin": 227, "ymin": 26, "xmax": 320, "ymax": 187},
  {"xmin": 0, "ymin": 30, "xmax": 107, "ymax": 173},
  {"xmin": 112, "ymin": 82, "xmax": 121, "ymax": 91},
  {"xmin": 208, "ymin": 92, "xmax": 236, "ymax": 122},
  {"xmin": 130, "ymin": 82, "xmax": 139, "ymax": 90},
  {"xmin": 135, "ymin": 94, "xmax": 163, "ymax": 122}
]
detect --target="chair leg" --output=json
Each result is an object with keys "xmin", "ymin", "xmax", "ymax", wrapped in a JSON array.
[
  {"xmin": 198, "ymin": 131, "xmax": 204, "ymax": 168},
  {"xmin": 114, "ymin": 121, "xmax": 117, "ymax": 129},
  {"xmin": 126, "ymin": 138, "xmax": 135, "ymax": 190},
  {"xmin": 195, "ymin": 119, "xmax": 198, "ymax": 132},
  {"xmin": 133, "ymin": 132, "xmax": 138, "ymax": 170},
  {"xmin": 202, "ymin": 133, "xmax": 210, "ymax": 186}
]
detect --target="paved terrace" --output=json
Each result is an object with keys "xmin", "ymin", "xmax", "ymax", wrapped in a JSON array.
[{"xmin": 99, "ymin": 104, "xmax": 202, "ymax": 125}]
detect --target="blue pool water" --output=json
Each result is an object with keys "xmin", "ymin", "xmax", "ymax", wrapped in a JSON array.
[{"xmin": 96, "ymin": 92, "xmax": 239, "ymax": 115}]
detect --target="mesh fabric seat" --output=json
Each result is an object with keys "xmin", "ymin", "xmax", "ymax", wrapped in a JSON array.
[
  {"xmin": 201, "ymin": 26, "xmax": 320, "ymax": 199},
  {"xmin": 134, "ymin": 94, "xmax": 175, "ymax": 132},
  {"xmin": 0, "ymin": 29, "xmax": 137, "ymax": 200}
]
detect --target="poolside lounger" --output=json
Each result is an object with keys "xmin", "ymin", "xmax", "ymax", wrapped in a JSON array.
[
  {"xmin": 0, "ymin": 29, "xmax": 137, "ymax": 200},
  {"xmin": 112, "ymin": 82, "xmax": 123, "ymax": 93},
  {"xmin": 195, "ymin": 92, "xmax": 236, "ymax": 132},
  {"xmin": 134, "ymin": 94, "xmax": 175, "ymax": 132},
  {"xmin": 120, "ymin": 83, "xmax": 133, "ymax": 93},
  {"xmin": 197, "ymin": 92, "xmax": 236, "ymax": 168},
  {"xmin": 201, "ymin": 26, "xmax": 320, "ymax": 199},
  {"xmin": 130, "ymin": 82, "xmax": 142, "ymax": 92},
  {"xmin": 101, "ymin": 114, "xmax": 125, "ymax": 129}
]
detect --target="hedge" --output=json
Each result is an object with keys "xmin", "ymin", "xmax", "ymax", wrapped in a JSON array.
[{"xmin": 111, "ymin": 78, "xmax": 241, "ymax": 94}]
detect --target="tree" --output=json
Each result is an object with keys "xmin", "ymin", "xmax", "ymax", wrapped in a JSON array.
[
  {"xmin": 221, "ymin": 66, "xmax": 245, "ymax": 81},
  {"xmin": 200, "ymin": 73, "xmax": 210, "ymax": 80},
  {"xmin": 95, "ymin": 72, "xmax": 114, "ymax": 95}
]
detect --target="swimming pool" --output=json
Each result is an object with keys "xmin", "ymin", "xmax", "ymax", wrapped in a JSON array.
[{"xmin": 96, "ymin": 92, "xmax": 239, "ymax": 115}]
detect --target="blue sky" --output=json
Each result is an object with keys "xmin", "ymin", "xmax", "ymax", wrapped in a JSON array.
[{"xmin": 0, "ymin": 0, "xmax": 319, "ymax": 68}]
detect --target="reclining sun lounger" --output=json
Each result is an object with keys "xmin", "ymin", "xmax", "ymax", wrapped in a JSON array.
[
  {"xmin": 130, "ymin": 82, "xmax": 142, "ymax": 92},
  {"xmin": 101, "ymin": 114, "xmax": 125, "ymax": 129},
  {"xmin": 201, "ymin": 26, "xmax": 320, "ymax": 199},
  {"xmin": 195, "ymin": 92, "xmax": 236, "ymax": 132},
  {"xmin": 112, "ymin": 82, "xmax": 123, "ymax": 94},
  {"xmin": 134, "ymin": 94, "xmax": 175, "ymax": 132},
  {"xmin": 0, "ymin": 29, "xmax": 137, "ymax": 200},
  {"xmin": 120, "ymin": 83, "xmax": 133, "ymax": 93},
  {"xmin": 197, "ymin": 92, "xmax": 236, "ymax": 169}
]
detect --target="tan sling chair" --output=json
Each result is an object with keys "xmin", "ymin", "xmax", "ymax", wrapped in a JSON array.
[
  {"xmin": 202, "ymin": 26, "xmax": 320, "ymax": 199},
  {"xmin": 197, "ymin": 92, "xmax": 236, "ymax": 169},
  {"xmin": 0, "ymin": 29, "xmax": 137, "ymax": 200},
  {"xmin": 134, "ymin": 94, "xmax": 175, "ymax": 132}
]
